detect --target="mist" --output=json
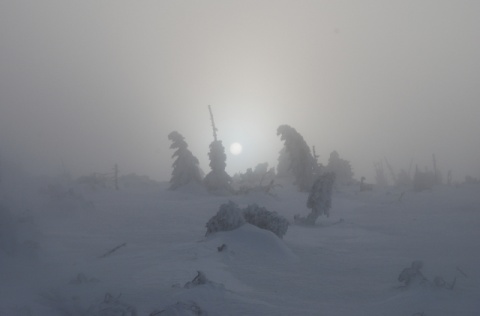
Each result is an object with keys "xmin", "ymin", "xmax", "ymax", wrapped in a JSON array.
[{"xmin": 1, "ymin": 1, "xmax": 479, "ymax": 182}]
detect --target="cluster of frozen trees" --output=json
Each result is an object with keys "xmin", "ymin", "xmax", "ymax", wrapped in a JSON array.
[
  {"xmin": 168, "ymin": 112, "xmax": 355, "ymax": 199},
  {"xmin": 168, "ymin": 106, "xmax": 232, "ymax": 193},
  {"xmin": 276, "ymin": 124, "xmax": 353, "ymax": 191},
  {"xmin": 372, "ymin": 154, "xmax": 453, "ymax": 191},
  {"xmin": 276, "ymin": 125, "xmax": 318, "ymax": 191},
  {"xmin": 168, "ymin": 118, "xmax": 343, "ymax": 225}
]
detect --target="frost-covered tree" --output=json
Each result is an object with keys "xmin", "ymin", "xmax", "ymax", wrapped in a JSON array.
[
  {"xmin": 295, "ymin": 172, "xmax": 335, "ymax": 225},
  {"xmin": 203, "ymin": 105, "xmax": 232, "ymax": 192},
  {"xmin": 326, "ymin": 150, "xmax": 354, "ymax": 185},
  {"xmin": 168, "ymin": 131, "xmax": 203, "ymax": 190},
  {"xmin": 204, "ymin": 140, "xmax": 232, "ymax": 192},
  {"xmin": 276, "ymin": 125, "xmax": 316, "ymax": 191}
]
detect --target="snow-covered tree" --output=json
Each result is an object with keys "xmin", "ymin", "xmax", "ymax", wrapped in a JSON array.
[
  {"xmin": 203, "ymin": 140, "xmax": 233, "ymax": 192},
  {"xmin": 295, "ymin": 172, "xmax": 335, "ymax": 225},
  {"xmin": 168, "ymin": 131, "xmax": 203, "ymax": 190},
  {"xmin": 276, "ymin": 125, "xmax": 316, "ymax": 191},
  {"xmin": 203, "ymin": 105, "xmax": 232, "ymax": 193},
  {"xmin": 325, "ymin": 150, "xmax": 354, "ymax": 185}
]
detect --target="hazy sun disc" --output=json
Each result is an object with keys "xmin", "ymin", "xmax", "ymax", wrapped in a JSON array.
[{"xmin": 230, "ymin": 142, "xmax": 243, "ymax": 155}]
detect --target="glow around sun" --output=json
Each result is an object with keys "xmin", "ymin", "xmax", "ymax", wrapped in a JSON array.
[{"xmin": 229, "ymin": 142, "xmax": 243, "ymax": 155}]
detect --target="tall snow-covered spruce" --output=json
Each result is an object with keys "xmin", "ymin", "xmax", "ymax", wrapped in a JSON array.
[
  {"xmin": 276, "ymin": 124, "xmax": 317, "ymax": 191},
  {"xmin": 203, "ymin": 105, "xmax": 232, "ymax": 193},
  {"xmin": 168, "ymin": 131, "xmax": 203, "ymax": 190}
]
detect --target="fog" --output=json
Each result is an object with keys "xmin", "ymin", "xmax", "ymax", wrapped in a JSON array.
[{"xmin": 1, "ymin": 1, "xmax": 479, "ymax": 182}]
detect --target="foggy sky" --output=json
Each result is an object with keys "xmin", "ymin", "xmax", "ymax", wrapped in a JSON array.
[{"xmin": 1, "ymin": 1, "xmax": 479, "ymax": 182}]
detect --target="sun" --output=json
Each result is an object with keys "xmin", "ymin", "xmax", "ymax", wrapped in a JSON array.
[{"xmin": 229, "ymin": 142, "xmax": 243, "ymax": 155}]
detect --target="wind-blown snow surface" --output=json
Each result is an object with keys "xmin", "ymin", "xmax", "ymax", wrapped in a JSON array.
[{"xmin": 1, "ymin": 175, "xmax": 479, "ymax": 315}]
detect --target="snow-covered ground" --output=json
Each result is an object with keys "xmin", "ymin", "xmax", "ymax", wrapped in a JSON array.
[{"xmin": 1, "ymin": 173, "xmax": 479, "ymax": 315}]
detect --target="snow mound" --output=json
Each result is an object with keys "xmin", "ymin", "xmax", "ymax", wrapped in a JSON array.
[{"xmin": 206, "ymin": 224, "xmax": 298, "ymax": 264}]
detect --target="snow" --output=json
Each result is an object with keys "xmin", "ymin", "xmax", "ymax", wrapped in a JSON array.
[{"xmin": 1, "ymin": 174, "xmax": 480, "ymax": 315}]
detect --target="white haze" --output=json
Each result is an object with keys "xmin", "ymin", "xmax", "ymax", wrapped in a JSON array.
[{"xmin": 1, "ymin": 1, "xmax": 479, "ymax": 181}]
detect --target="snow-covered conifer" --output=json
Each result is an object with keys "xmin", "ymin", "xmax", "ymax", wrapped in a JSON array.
[
  {"xmin": 276, "ymin": 125, "xmax": 316, "ymax": 191},
  {"xmin": 203, "ymin": 105, "xmax": 232, "ymax": 192},
  {"xmin": 168, "ymin": 131, "xmax": 203, "ymax": 190},
  {"xmin": 326, "ymin": 150, "xmax": 354, "ymax": 185},
  {"xmin": 203, "ymin": 140, "xmax": 233, "ymax": 192}
]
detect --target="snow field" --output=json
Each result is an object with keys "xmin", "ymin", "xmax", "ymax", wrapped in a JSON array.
[{"xmin": 1, "ymin": 179, "xmax": 479, "ymax": 315}]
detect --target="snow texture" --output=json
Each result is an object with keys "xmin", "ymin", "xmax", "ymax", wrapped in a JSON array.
[{"xmin": 1, "ymin": 165, "xmax": 480, "ymax": 316}]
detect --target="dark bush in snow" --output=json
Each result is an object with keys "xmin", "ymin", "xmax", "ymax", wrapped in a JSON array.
[
  {"xmin": 205, "ymin": 201, "xmax": 245, "ymax": 236},
  {"xmin": 242, "ymin": 204, "xmax": 289, "ymax": 238},
  {"xmin": 206, "ymin": 201, "xmax": 289, "ymax": 238}
]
